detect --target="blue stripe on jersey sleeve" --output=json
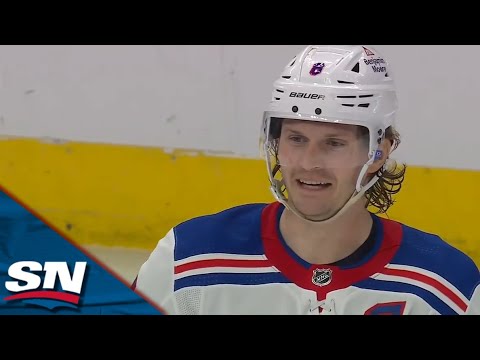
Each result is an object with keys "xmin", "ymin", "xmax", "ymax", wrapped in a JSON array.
[
  {"xmin": 174, "ymin": 272, "xmax": 291, "ymax": 291},
  {"xmin": 355, "ymin": 278, "xmax": 458, "ymax": 315}
]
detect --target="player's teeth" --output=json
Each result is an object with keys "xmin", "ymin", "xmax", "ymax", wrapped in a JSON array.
[{"xmin": 301, "ymin": 180, "xmax": 326, "ymax": 185}]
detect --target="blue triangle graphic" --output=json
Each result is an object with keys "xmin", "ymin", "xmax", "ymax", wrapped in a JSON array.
[{"xmin": 0, "ymin": 189, "xmax": 164, "ymax": 315}]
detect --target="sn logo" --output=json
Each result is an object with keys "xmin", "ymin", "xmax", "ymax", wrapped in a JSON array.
[{"xmin": 4, "ymin": 261, "xmax": 88, "ymax": 308}]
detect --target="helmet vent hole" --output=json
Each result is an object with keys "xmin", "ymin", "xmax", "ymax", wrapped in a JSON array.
[
  {"xmin": 274, "ymin": 97, "xmax": 281, "ymax": 101},
  {"xmin": 337, "ymin": 95, "xmax": 356, "ymax": 99},
  {"xmin": 359, "ymin": 94, "xmax": 374, "ymax": 98},
  {"xmin": 342, "ymin": 104, "xmax": 355, "ymax": 107},
  {"xmin": 282, "ymin": 76, "xmax": 291, "ymax": 79},
  {"xmin": 358, "ymin": 103, "xmax": 370, "ymax": 108},
  {"xmin": 351, "ymin": 63, "xmax": 360, "ymax": 73},
  {"xmin": 338, "ymin": 80, "xmax": 355, "ymax": 84},
  {"xmin": 276, "ymin": 89, "xmax": 284, "ymax": 93},
  {"xmin": 290, "ymin": 58, "xmax": 296, "ymax": 66}
]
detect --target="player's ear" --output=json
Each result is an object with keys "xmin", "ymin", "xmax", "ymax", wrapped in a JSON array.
[{"xmin": 367, "ymin": 138, "xmax": 392, "ymax": 174}]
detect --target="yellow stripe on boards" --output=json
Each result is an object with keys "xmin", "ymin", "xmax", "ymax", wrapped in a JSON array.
[{"xmin": 0, "ymin": 137, "xmax": 478, "ymax": 266}]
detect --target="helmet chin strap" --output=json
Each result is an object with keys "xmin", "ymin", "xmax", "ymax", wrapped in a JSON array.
[{"xmin": 270, "ymin": 161, "xmax": 381, "ymax": 224}]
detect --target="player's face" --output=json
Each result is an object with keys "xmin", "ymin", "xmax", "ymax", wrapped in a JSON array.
[{"xmin": 277, "ymin": 119, "xmax": 369, "ymax": 220}]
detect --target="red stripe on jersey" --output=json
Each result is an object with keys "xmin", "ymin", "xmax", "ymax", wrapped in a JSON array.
[
  {"xmin": 175, "ymin": 259, "xmax": 273, "ymax": 274},
  {"xmin": 381, "ymin": 267, "xmax": 468, "ymax": 312}
]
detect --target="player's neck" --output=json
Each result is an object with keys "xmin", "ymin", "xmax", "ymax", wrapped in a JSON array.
[{"xmin": 279, "ymin": 201, "xmax": 373, "ymax": 265}]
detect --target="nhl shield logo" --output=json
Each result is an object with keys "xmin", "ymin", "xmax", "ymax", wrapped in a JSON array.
[{"xmin": 312, "ymin": 268, "xmax": 332, "ymax": 287}]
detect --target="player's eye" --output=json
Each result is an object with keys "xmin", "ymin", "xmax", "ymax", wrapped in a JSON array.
[
  {"xmin": 289, "ymin": 135, "xmax": 307, "ymax": 143},
  {"xmin": 326, "ymin": 139, "xmax": 346, "ymax": 147}
]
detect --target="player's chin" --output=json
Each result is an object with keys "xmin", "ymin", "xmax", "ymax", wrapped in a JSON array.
[{"xmin": 291, "ymin": 201, "xmax": 334, "ymax": 220}]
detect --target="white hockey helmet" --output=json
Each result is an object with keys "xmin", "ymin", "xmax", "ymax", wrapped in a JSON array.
[{"xmin": 261, "ymin": 45, "xmax": 398, "ymax": 222}]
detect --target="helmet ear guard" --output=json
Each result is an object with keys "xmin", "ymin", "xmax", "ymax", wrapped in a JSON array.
[{"xmin": 260, "ymin": 45, "xmax": 399, "ymax": 223}]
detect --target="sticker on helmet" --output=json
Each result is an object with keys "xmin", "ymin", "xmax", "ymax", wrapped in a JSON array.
[
  {"xmin": 309, "ymin": 62, "xmax": 325, "ymax": 76},
  {"xmin": 362, "ymin": 46, "xmax": 375, "ymax": 56},
  {"xmin": 364, "ymin": 58, "xmax": 387, "ymax": 73}
]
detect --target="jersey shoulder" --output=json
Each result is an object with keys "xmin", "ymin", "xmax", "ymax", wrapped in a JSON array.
[
  {"xmin": 387, "ymin": 218, "xmax": 479, "ymax": 299},
  {"xmin": 173, "ymin": 203, "xmax": 269, "ymax": 260}
]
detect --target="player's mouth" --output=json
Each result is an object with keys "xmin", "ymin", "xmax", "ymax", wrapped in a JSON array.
[{"xmin": 296, "ymin": 179, "xmax": 332, "ymax": 190}]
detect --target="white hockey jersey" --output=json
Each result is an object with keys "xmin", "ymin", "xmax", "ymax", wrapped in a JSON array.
[{"xmin": 133, "ymin": 202, "xmax": 480, "ymax": 315}]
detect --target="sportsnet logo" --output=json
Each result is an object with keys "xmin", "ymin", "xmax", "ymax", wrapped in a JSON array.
[{"xmin": 4, "ymin": 261, "xmax": 87, "ymax": 310}]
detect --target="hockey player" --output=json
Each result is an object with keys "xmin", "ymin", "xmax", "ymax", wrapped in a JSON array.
[{"xmin": 132, "ymin": 45, "xmax": 480, "ymax": 315}]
